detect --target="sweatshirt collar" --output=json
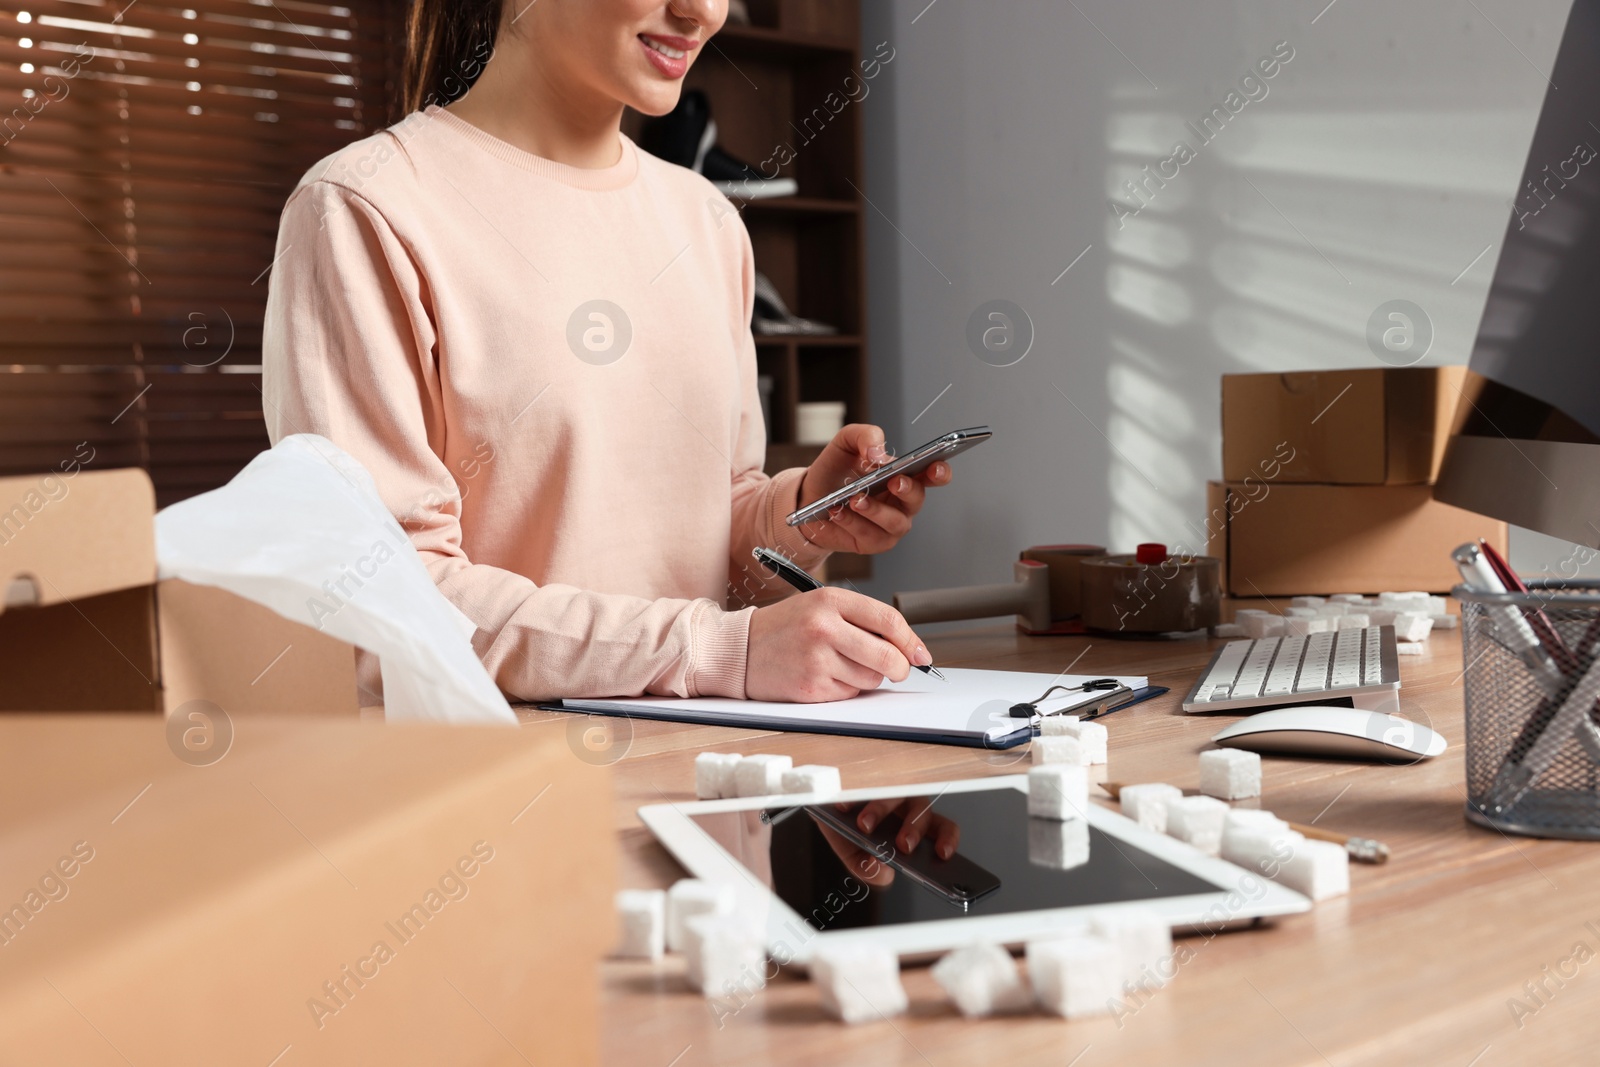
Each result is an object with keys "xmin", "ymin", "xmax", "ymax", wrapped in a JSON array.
[{"xmin": 422, "ymin": 105, "xmax": 640, "ymax": 190}]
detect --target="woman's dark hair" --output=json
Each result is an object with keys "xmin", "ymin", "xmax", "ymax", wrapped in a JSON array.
[{"xmin": 402, "ymin": 0, "xmax": 502, "ymax": 115}]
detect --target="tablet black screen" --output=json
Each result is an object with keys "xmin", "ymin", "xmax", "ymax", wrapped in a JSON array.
[{"xmin": 689, "ymin": 786, "xmax": 1220, "ymax": 933}]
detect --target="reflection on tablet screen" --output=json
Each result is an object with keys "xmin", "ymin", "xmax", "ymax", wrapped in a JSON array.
[{"xmin": 689, "ymin": 787, "xmax": 1218, "ymax": 934}]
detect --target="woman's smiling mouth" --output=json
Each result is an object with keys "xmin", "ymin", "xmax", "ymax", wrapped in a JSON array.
[{"xmin": 638, "ymin": 33, "xmax": 696, "ymax": 78}]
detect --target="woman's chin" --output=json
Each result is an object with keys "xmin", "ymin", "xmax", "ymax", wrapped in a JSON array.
[{"xmin": 623, "ymin": 79, "xmax": 686, "ymax": 119}]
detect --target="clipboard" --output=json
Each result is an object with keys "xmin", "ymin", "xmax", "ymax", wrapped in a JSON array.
[{"xmin": 539, "ymin": 668, "xmax": 1167, "ymax": 749}]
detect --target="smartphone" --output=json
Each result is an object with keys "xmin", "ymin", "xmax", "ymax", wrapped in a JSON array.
[
  {"xmin": 785, "ymin": 426, "xmax": 992, "ymax": 527},
  {"xmin": 808, "ymin": 801, "xmax": 1002, "ymax": 910}
]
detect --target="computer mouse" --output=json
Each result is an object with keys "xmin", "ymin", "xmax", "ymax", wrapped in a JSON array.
[{"xmin": 1211, "ymin": 706, "xmax": 1447, "ymax": 761}]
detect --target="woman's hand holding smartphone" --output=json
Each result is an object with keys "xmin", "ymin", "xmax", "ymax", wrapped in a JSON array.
[
  {"xmin": 745, "ymin": 423, "xmax": 965, "ymax": 702},
  {"xmin": 793, "ymin": 424, "xmax": 956, "ymax": 554}
]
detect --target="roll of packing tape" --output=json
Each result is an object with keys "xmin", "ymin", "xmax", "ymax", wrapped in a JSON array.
[
  {"xmin": 1080, "ymin": 546, "xmax": 1222, "ymax": 635},
  {"xmin": 1019, "ymin": 544, "xmax": 1106, "ymax": 622}
]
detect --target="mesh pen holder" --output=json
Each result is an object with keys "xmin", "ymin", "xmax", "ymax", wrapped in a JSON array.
[{"xmin": 1458, "ymin": 579, "xmax": 1600, "ymax": 839}]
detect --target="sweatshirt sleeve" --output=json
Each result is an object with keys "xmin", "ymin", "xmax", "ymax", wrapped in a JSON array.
[
  {"xmin": 723, "ymin": 212, "xmax": 831, "ymax": 608},
  {"xmin": 262, "ymin": 179, "xmax": 752, "ymax": 702}
]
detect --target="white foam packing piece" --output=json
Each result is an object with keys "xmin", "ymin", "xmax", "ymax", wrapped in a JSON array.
[
  {"xmin": 1073, "ymin": 720, "xmax": 1109, "ymax": 765},
  {"xmin": 1284, "ymin": 606, "xmax": 1319, "ymax": 618},
  {"xmin": 683, "ymin": 912, "xmax": 766, "ymax": 997},
  {"xmin": 1330, "ymin": 594, "xmax": 1366, "ymax": 603},
  {"xmin": 1315, "ymin": 603, "xmax": 1349, "ymax": 616},
  {"xmin": 1028, "ymin": 816, "xmax": 1090, "ymax": 870},
  {"xmin": 811, "ymin": 943, "xmax": 908, "ymax": 1024},
  {"xmin": 1091, "ymin": 908, "xmax": 1175, "ymax": 992},
  {"xmin": 1041, "ymin": 717, "xmax": 1107, "ymax": 764},
  {"xmin": 666, "ymin": 878, "xmax": 735, "ymax": 953},
  {"xmin": 1120, "ymin": 783, "xmax": 1182, "ymax": 833},
  {"xmin": 1222, "ymin": 827, "xmax": 1306, "ymax": 876},
  {"xmin": 1216, "ymin": 809, "xmax": 1292, "ymax": 857},
  {"xmin": 1038, "ymin": 715, "xmax": 1081, "ymax": 736},
  {"xmin": 1393, "ymin": 612, "xmax": 1434, "ymax": 643},
  {"xmin": 1165, "ymin": 795, "xmax": 1230, "ymax": 856},
  {"xmin": 1396, "ymin": 642, "xmax": 1425, "ymax": 656},
  {"xmin": 1379, "ymin": 591, "xmax": 1431, "ymax": 612},
  {"xmin": 614, "ymin": 889, "xmax": 666, "ymax": 961},
  {"xmin": 931, "ymin": 942, "xmax": 1034, "ymax": 1017},
  {"xmin": 1212, "ymin": 622, "xmax": 1246, "ymax": 638},
  {"xmin": 733, "ymin": 754, "xmax": 793, "ymax": 797},
  {"xmin": 1430, "ymin": 613, "xmax": 1458, "ymax": 629},
  {"xmin": 1284, "ymin": 616, "xmax": 1332, "ymax": 636},
  {"xmin": 1278, "ymin": 839, "xmax": 1350, "ymax": 900},
  {"xmin": 1032, "ymin": 734, "xmax": 1087, "ymax": 766},
  {"xmin": 1223, "ymin": 808, "xmax": 1287, "ymax": 835},
  {"xmin": 1290, "ymin": 596, "xmax": 1326, "ymax": 607},
  {"xmin": 695, "ymin": 751, "xmax": 743, "ymax": 799},
  {"xmin": 1028, "ymin": 764, "xmax": 1089, "ymax": 820},
  {"xmin": 1235, "ymin": 608, "xmax": 1272, "ymax": 617},
  {"xmin": 1026, "ymin": 935, "xmax": 1123, "ymax": 1019},
  {"xmin": 1242, "ymin": 613, "xmax": 1286, "ymax": 639},
  {"xmin": 780, "ymin": 764, "xmax": 842, "ymax": 795},
  {"xmin": 1429, "ymin": 595, "xmax": 1449, "ymax": 614},
  {"xmin": 1336, "ymin": 613, "xmax": 1371, "ymax": 630},
  {"xmin": 1198, "ymin": 748, "xmax": 1261, "ymax": 800}
]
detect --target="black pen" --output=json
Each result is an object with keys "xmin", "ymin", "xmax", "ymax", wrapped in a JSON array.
[{"xmin": 751, "ymin": 546, "xmax": 946, "ymax": 681}]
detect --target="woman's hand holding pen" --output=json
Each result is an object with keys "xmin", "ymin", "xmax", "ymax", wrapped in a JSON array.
[
  {"xmin": 746, "ymin": 587, "xmax": 932, "ymax": 703},
  {"xmin": 796, "ymin": 424, "xmax": 953, "ymax": 554}
]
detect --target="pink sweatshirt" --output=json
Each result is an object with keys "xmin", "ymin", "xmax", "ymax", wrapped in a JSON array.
[{"xmin": 262, "ymin": 106, "xmax": 826, "ymax": 702}]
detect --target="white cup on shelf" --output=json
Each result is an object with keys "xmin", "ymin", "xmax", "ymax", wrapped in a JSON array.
[{"xmin": 795, "ymin": 401, "xmax": 846, "ymax": 445}]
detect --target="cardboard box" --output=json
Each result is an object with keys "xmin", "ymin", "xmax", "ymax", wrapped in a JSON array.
[
  {"xmin": 0, "ymin": 467, "xmax": 357, "ymax": 715},
  {"xmin": 0, "ymin": 713, "xmax": 613, "ymax": 1065},
  {"xmin": 1205, "ymin": 481, "xmax": 1509, "ymax": 596},
  {"xmin": 1222, "ymin": 366, "xmax": 1468, "ymax": 485}
]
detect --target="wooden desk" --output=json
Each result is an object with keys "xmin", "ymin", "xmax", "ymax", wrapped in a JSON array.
[{"xmin": 577, "ymin": 620, "xmax": 1600, "ymax": 1066}]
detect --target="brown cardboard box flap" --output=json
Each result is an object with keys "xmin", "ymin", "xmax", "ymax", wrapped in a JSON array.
[
  {"xmin": 0, "ymin": 715, "xmax": 613, "ymax": 1065},
  {"xmin": 0, "ymin": 466, "xmax": 357, "ymax": 716},
  {"xmin": 0, "ymin": 468, "xmax": 155, "ymax": 612},
  {"xmin": 158, "ymin": 579, "xmax": 359, "ymax": 717},
  {"xmin": 1207, "ymin": 480, "xmax": 1509, "ymax": 595},
  {"xmin": 1222, "ymin": 367, "xmax": 1468, "ymax": 485}
]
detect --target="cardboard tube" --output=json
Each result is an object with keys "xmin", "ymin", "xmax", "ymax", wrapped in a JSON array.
[{"xmin": 894, "ymin": 560, "xmax": 1052, "ymax": 631}]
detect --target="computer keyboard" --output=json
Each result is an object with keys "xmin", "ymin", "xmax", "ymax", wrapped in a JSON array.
[{"xmin": 1182, "ymin": 625, "xmax": 1401, "ymax": 714}]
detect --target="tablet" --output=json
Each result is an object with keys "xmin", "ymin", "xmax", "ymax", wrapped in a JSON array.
[{"xmin": 640, "ymin": 776, "xmax": 1310, "ymax": 964}]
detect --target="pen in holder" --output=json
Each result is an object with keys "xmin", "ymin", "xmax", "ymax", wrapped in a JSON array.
[{"xmin": 1458, "ymin": 579, "xmax": 1600, "ymax": 839}]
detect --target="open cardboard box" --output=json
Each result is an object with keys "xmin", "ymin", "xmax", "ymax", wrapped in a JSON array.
[
  {"xmin": 1222, "ymin": 366, "xmax": 1468, "ymax": 485},
  {"xmin": 0, "ymin": 467, "xmax": 358, "ymax": 715},
  {"xmin": 1205, "ymin": 480, "xmax": 1509, "ymax": 596},
  {"xmin": 0, "ymin": 713, "xmax": 613, "ymax": 1065}
]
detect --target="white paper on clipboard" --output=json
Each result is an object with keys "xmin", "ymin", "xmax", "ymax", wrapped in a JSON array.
[{"xmin": 555, "ymin": 668, "xmax": 1148, "ymax": 745}]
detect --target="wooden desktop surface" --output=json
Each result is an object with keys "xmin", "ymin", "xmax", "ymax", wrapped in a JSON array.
[{"xmin": 578, "ymin": 619, "xmax": 1600, "ymax": 1066}]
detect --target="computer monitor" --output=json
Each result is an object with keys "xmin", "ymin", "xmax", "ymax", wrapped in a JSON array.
[{"xmin": 1434, "ymin": 0, "xmax": 1600, "ymax": 549}]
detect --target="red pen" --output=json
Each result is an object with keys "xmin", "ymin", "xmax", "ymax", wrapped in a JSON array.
[{"xmin": 1477, "ymin": 538, "xmax": 1580, "ymax": 676}]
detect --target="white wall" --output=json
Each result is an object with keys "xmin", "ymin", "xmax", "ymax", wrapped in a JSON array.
[{"xmin": 855, "ymin": 0, "xmax": 1597, "ymax": 602}]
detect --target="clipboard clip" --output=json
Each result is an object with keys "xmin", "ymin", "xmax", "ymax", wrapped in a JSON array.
[{"xmin": 1008, "ymin": 677, "xmax": 1126, "ymax": 719}]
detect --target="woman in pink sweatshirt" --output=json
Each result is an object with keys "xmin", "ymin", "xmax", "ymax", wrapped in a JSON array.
[{"xmin": 262, "ymin": 0, "xmax": 951, "ymax": 704}]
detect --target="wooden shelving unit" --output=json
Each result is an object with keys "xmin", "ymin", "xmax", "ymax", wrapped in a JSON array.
[{"xmin": 629, "ymin": 0, "xmax": 872, "ymax": 580}]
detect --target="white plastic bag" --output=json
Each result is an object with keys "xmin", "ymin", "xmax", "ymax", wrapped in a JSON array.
[{"xmin": 154, "ymin": 434, "xmax": 515, "ymax": 725}]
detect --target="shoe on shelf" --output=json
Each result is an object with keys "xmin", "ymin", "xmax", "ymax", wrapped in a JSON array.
[
  {"xmin": 638, "ymin": 90, "xmax": 798, "ymax": 200},
  {"xmin": 701, "ymin": 144, "xmax": 797, "ymax": 200},
  {"xmin": 752, "ymin": 271, "xmax": 837, "ymax": 336}
]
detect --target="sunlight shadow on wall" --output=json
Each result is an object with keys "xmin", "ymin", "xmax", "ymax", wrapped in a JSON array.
[{"xmin": 1102, "ymin": 98, "xmax": 1529, "ymax": 550}]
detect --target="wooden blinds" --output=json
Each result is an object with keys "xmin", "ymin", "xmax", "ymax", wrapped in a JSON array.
[{"xmin": 0, "ymin": 0, "xmax": 401, "ymax": 507}]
